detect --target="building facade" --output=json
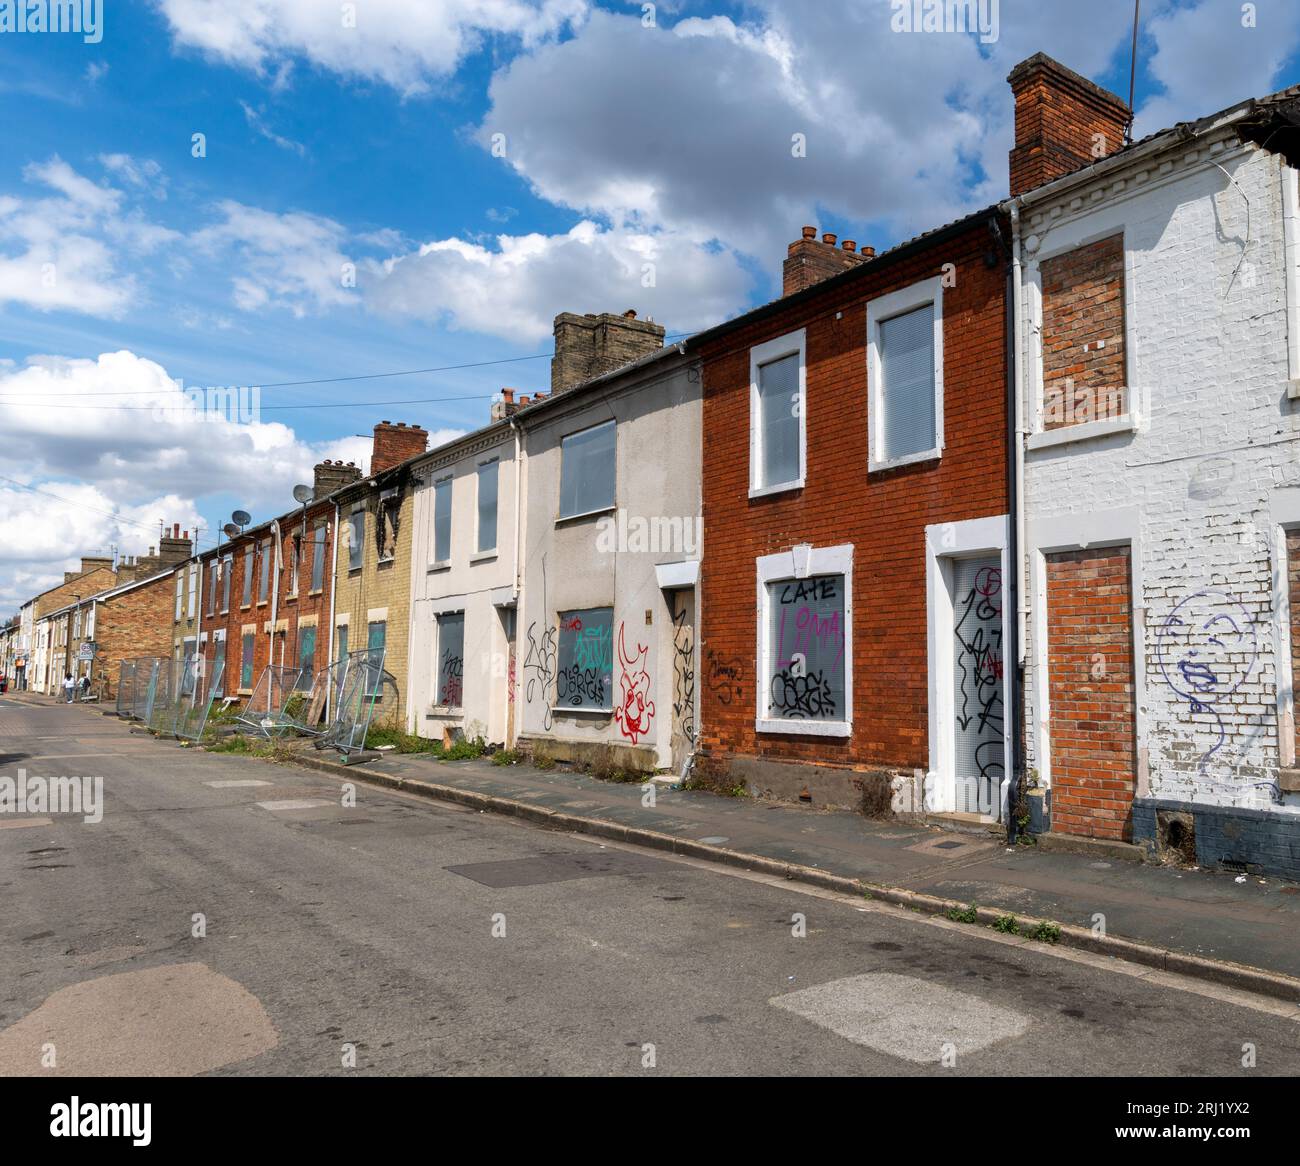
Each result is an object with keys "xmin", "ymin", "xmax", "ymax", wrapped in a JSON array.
[
  {"xmin": 408, "ymin": 414, "xmax": 518, "ymax": 746},
  {"xmin": 693, "ymin": 214, "xmax": 1012, "ymax": 817},
  {"xmin": 1008, "ymin": 56, "xmax": 1300, "ymax": 876},
  {"xmin": 514, "ymin": 317, "xmax": 702, "ymax": 774}
]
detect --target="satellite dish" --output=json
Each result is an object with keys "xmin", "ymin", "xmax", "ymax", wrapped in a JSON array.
[
  {"xmin": 222, "ymin": 523, "xmax": 240, "ymax": 539},
  {"xmin": 292, "ymin": 484, "xmax": 314, "ymax": 505},
  {"xmin": 231, "ymin": 510, "xmax": 252, "ymax": 527}
]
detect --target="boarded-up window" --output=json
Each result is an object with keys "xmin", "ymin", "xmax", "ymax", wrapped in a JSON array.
[
  {"xmin": 559, "ymin": 422, "xmax": 615, "ymax": 518},
  {"xmin": 437, "ymin": 612, "xmax": 464, "ymax": 707},
  {"xmin": 1040, "ymin": 234, "xmax": 1127, "ymax": 429},
  {"xmin": 556, "ymin": 607, "xmax": 613, "ymax": 710},
  {"xmin": 764, "ymin": 574, "xmax": 846, "ymax": 722}
]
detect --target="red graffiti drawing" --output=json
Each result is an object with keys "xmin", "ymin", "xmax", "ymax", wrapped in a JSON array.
[{"xmin": 614, "ymin": 622, "xmax": 656, "ymax": 745}]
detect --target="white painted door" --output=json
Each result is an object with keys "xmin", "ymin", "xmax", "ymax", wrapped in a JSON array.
[{"xmin": 952, "ymin": 556, "xmax": 1004, "ymax": 814}]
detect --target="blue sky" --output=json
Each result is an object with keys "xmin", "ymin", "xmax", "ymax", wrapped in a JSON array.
[{"xmin": 1, "ymin": 0, "xmax": 1298, "ymax": 610}]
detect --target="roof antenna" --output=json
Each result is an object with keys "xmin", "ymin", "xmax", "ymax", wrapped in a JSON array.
[{"xmin": 1126, "ymin": 0, "xmax": 1141, "ymax": 144}]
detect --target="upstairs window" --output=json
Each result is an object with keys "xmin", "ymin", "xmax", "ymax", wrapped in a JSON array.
[
  {"xmin": 310, "ymin": 522, "xmax": 326, "ymax": 592},
  {"xmin": 559, "ymin": 421, "xmax": 615, "ymax": 519},
  {"xmin": 257, "ymin": 541, "xmax": 271, "ymax": 603},
  {"xmin": 175, "ymin": 572, "xmax": 183, "ymax": 620},
  {"xmin": 750, "ymin": 330, "xmax": 805, "ymax": 495},
  {"xmin": 868, "ymin": 277, "xmax": 944, "ymax": 471},
  {"xmin": 477, "ymin": 460, "xmax": 498, "ymax": 554},
  {"xmin": 1037, "ymin": 233, "xmax": 1128, "ymax": 431},
  {"xmin": 221, "ymin": 554, "xmax": 232, "ymax": 612},
  {"xmin": 433, "ymin": 478, "xmax": 452, "ymax": 565},
  {"xmin": 348, "ymin": 510, "xmax": 365, "ymax": 572},
  {"xmin": 242, "ymin": 547, "xmax": 254, "ymax": 607}
]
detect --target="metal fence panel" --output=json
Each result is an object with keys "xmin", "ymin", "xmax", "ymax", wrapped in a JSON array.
[
  {"xmin": 235, "ymin": 665, "xmax": 304, "ymax": 737},
  {"xmin": 316, "ymin": 649, "xmax": 386, "ymax": 754},
  {"xmin": 174, "ymin": 657, "xmax": 225, "ymax": 741}
]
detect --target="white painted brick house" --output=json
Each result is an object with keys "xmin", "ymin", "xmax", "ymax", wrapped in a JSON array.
[{"xmin": 1008, "ymin": 64, "xmax": 1300, "ymax": 876}]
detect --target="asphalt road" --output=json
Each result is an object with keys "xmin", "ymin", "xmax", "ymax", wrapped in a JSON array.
[{"xmin": 2, "ymin": 697, "xmax": 1297, "ymax": 1077}]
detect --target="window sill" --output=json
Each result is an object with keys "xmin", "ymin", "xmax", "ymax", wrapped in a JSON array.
[
  {"xmin": 551, "ymin": 705, "xmax": 613, "ymax": 717},
  {"xmin": 471, "ymin": 550, "xmax": 497, "ymax": 563},
  {"xmin": 1027, "ymin": 416, "xmax": 1136, "ymax": 450},
  {"xmin": 749, "ymin": 478, "xmax": 803, "ymax": 501},
  {"xmin": 348, "ymin": 567, "xmax": 363, "ymax": 576},
  {"xmin": 556, "ymin": 505, "xmax": 615, "ymax": 527},
  {"xmin": 755, "ymin": 716, "xmax": 852, "ymax": 738},
  {"xmin": 869, "ymin": 446, "xmax": 941, "ymax": 474},
  {"xmin": 428, "ymin": 561, "xmax": 451, "ymax": 574},
  {"xmin": 308, "ymin": 588, "xmax": 323, "ymax": 597},
  {"xmin": 426, "ymin": 706, "xmax": 462, "ymax": 716}
]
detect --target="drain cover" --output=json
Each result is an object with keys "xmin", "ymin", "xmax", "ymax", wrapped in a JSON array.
[
  {"xmin": 933, "ymin": 840, "xmax": 963, "ymax": 850},
  {"xmin": 445, "ymin": 850, "xmax": 670, "ymax": 888}
]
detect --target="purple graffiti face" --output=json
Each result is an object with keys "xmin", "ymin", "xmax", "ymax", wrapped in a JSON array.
[{"xmin": 1155, "ymin": 590, "xmax": 1257, "ymax": 704}]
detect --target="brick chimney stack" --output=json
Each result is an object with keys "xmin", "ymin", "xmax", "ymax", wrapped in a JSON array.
[
  {"xmin": 313, "ymin": 459, "xmax": 363, "ymax": 496},
  {"xmin": 491, "ymin": 388, "xmax": 521, "ymax": 423},
  {"xmin": 782, "ymin": 226, "xmax": 873, "ymax": 296},
  {"xmin": 371, "ymin": 421, "xmax": 429, "ymax": 474},
  {"xmin": 1008, "ymin": 53, "xmax": 1131, "ymax": 198},
  {"xmin": 551, "ymin": 310, "xmax": 666, "ymax": 394},
  {"xmin": 156, "ymin": 526, "xmax": 193, "ymax": 567}
]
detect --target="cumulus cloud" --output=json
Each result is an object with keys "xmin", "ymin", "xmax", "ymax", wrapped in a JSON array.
[
  {"xmin": 368, "ymin": 218, "xmax": 750, "ymax": 341},
  {"xmin": 156, "ymin": 0, "xmax": 590, "ymax": 95},
  {"xmin": 0, "ymin": 348, "xmax": 468, "ymax": 611}
]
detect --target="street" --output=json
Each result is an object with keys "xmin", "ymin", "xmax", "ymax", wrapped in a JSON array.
[{"xmin": 1, "ymin": 697, "xmax": 1297, "ymax": 1077}]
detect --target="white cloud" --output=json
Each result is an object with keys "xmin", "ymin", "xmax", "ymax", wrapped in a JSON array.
[
  {"xmin": 0, "ymin": 348, "xmax": 467, "ymax": 611},
  {"xmin": 99, "ymin": 153, "xmax": 169, "ymax": 200},
  {"xmin": 157, "ymin": 0, "xmax": 590, "ymax": 95},
  {"xmin": 239, "ymin": 99, "xmax": 308, "ymax": 156},
  {"xmin": 192, "ymin": 200, "xmax": 357, "ymax": 317},
  {"xmin": 369, "ymin": 218, "xmax": 751, "ymax": 342}
]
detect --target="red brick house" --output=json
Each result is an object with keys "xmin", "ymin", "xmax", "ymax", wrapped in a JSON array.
[
  {"xmin": 198, "ymin": 459, "xmax": 359, "ymax": 705},
  {"xmin": 692, "ymin": 212, "xmax": 1014, "ymax": 822}
]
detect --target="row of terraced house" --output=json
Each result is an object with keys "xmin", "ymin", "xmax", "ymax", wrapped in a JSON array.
[{"xmin": 5, "ymin": 54, "xmax": 1300, "ymax": 879}]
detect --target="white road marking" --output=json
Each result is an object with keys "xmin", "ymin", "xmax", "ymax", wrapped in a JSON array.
[
  {"xmin": 205, "ymin": 780, "xmax": 273, "ymax": 789},
  {"xmin": 256, "ymin": 799, "xmax": 331, "ymax": 812},
  {"xmin": 772, "ymin": 972, "xmax": 1031, "ymax": 1062},
  {"xmin": 0, "ymin": 816, "xmax": 54, "ymax": 829}
]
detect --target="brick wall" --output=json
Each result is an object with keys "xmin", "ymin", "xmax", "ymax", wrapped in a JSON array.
[
  {"xmin": 551, "ymin": 311, "xmax": 665, "ymax": 393},
  {"xmin": 1045, "ymin": 546, "xmax": 1137, "ymax": 841},
  {"xmin": 1008, "ymin": 54, "xmax": 1130, "ymax": 198},
  {"xmin": 696, "ymin": 216, "xmax": 1008, "ymax": 777},
  {"xmin": 1040, "ymin": 234, "xmax": 1126, "ymax": 429},
  {"xmin": 94, "ymin": 573, "xmax": 177, "ymax": 697}
]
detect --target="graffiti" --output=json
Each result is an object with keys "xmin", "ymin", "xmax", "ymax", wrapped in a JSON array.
[
  {"xmin": 523, "ymin": 621, "xmax": 557, "ymax": 731},
  {"xmin": 770, "ymin": 668, "xmax": 836, "ymax": 719},
  {"xmin": 614, "ymin": 623, "xmax": 657, "ymax": 744},
  {"xmin": 672, "ymin": 607, "xmax": 696, "ymax": 743},
  {"xmin": 571, "ymin": 624, "xmax": 612, "ymax": 672},
  {"xmin": 507, "ymin": 646, "xmax": 516, "ymax": 706},
  {"xmin": 954, "ymin": 565, "xmax": 1004, "ymax": 794},
  {"xmin": 1155, "ymin": 589, "xmax": 1258, "ymax": 778},
  {"xmin": 768, "ymin": 572, "xmax": 845, "ymax": 720},
  {"xmin": 561, "ymin": 615, "xmax": 583, "ymax": 632},
  {"xmin": 439, "ymin": 650, "xmax": 463, "ymax": 708},
  {"xmin": 706, "ymin": 649, "xmax": 744, "ymax": 706},
  {"xmin": 557, "ymin": 665, "xmax": 605, "ymax": 707}
]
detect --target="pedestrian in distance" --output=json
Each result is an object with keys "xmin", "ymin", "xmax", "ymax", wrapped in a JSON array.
[{"xmin": 62, "ymin": 671, "xmax": 75, "ymax": 703}]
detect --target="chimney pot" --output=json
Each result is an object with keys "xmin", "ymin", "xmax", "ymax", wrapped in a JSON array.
[
  {"xmin": 801, "ymin": 225, "xmax": 817, "ymax": 240},
  {"xmin": 822, "ymin": 233, "xmax": 837, "ymax": 246},
  {"xmin": 842, "ymin": 240, "xmax": 856, "ymax": 253},
  {"xmin": 173, "ymin": 523, "xmax": 179, "ymax": 538},
  {"xmin": 622, "ymin": 309, "xmax": 637, "ymax": 319}
]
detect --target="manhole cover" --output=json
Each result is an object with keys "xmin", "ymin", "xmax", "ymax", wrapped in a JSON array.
[
  {"xmin": 933, "ymin": 840, "xmax": 962, "ymax": 850},
  {"xmin": 445, "ymin": 850, "xmax": 670, "ymax": 888}
]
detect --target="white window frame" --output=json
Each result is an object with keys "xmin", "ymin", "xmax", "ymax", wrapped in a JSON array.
[
  {"xmin": 1024, "ymin": 221, "xmax": 1139, "ymax": 449},
  {"xmin": 558, "ymin": 419, "xmax": 617, "ymax": 521},
  {"xmin": 754, "ymin": 542, "xmax": 853, "ymax": 737},
  {"xmin": 175, "ymin": 572, "xmax": 184, "ymax": 620},
  {"xmin": 748, "ymin": 328, "xmax": 806, "ymax": 499},
  {"xmin": 348, "ymin": 508, "xmax": 365, "ymax": 572},
  {"xmin": 866, "ymin": 275, "xmax": 945, "ymax": 472}
]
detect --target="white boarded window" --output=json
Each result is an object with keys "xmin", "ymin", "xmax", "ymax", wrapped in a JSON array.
[
  {"xmin": 348, "ymin": 510, "xmax": 364, "ymax": 571},
  {"xmin": 868, "ymin": 277, "xmax": 944, "ymax": 472},
  {"xmin": 749, "ymin": 329, "xmax": 805, "ymax": 496},
  {"xmin": 436, "ymin": 611, "xmax": 464, "ymax": 706},
  {"xmin": 559, "ymin": 421, "xmax": 615, "ymax": 518},
  {"xmin": 477, "ymin": 460, "xmax": 498, "ymax": 554}
]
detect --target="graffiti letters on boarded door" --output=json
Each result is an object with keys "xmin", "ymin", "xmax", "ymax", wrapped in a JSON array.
[
  {"xmin": 953, "ymin": 564, "xmax": 1004, "ymax": 795},
  {"xmin": 767, "ymin": 575, "xmax": 845, "ymax": 720}
]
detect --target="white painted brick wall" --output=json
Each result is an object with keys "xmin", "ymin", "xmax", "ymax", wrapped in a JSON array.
[{"xmin": 1021, "ymin": 140, "xmax": 1300, "ymax": 816}]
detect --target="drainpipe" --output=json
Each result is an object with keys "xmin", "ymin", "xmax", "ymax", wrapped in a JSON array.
[
  {"xmin": 269, "ymin": 520, "xmax": 282, "ymax": 672},
  {"xmin": 1004, "ymin": 200, "xmax": 1029, "ymax": 843},
  {"xmin": 508, "ymin": 413, "xmax": 524, "ymax": 748}
]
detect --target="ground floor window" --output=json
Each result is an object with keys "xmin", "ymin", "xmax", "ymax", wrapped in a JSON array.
[
  {"xmin": 367, "ymin": 620, "xmax": 386, "ymax": 695},
  {"xmin": 556, "ymin": 607, "xmax": 613, "ymax": 711},
  {"xmin": 436, "ymin": 612, "xmax": 465, "ymax": 707},
  {"xmin": 241, "ymin": 632, "xmax": 254, "ymax": 690},
  {"xmin": 756, "ymin": 545, "xmax": 852, "ymax": 736},
  {"xmin": 296, "ymin": 626, "xmax": 317, "ymax": 689}
]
